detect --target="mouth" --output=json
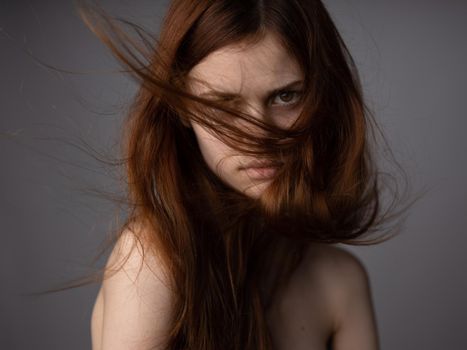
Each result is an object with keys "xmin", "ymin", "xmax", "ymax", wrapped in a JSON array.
[{"xmin": 240, "ymin": 160, "xmax": 282, "ymax": 179}]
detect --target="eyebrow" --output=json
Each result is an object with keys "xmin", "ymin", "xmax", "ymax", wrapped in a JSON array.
[{"xmin": 199, "ymin": 79, "xmax": 304, "ymax": 101}]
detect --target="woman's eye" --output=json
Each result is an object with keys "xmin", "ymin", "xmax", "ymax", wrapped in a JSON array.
[{"xmin": 271, "ymin": 90, "xmax": 302, "ymax": 107}]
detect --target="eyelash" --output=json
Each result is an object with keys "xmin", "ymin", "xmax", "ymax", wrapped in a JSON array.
[
  {"xmin": 270, "ymin": 90, "xmax": 303, "ymax": 107},
  {"xmin": 208, "ymin": 90, "xmax": 303, "ymax": 110}
]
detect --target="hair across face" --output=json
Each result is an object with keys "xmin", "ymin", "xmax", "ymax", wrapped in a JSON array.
[
  {"xmin": 73, "ymin": 0, "xmax": 410, "ymax": 348},
  {"xmin": 187, "ymin": 31, "xmax": 305, "ymax": 198}
]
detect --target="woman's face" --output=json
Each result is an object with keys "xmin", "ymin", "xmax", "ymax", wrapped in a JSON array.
[{"xmin": 187, "ymin": 31, "xmax": 304, "ymax": 199}]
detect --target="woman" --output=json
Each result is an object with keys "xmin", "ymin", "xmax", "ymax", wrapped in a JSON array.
[{"xmin": 81, "ymin": 0, "xmax": 407, "ymax": 349}]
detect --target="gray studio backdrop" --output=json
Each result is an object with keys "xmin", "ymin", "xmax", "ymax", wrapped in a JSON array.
[{"xmin": 1, "ymin": 1, "xmax": 466, "ymax": 349}]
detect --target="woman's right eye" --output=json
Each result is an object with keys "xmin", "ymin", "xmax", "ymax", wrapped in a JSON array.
[{"xmin": 216, "ymin": 96, "xmax": 238, "ymax": 104}]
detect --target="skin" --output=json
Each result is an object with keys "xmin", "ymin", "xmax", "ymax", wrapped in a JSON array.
[
  {"xmin": 187, "ymin": 31, "xmax": 305, "ymax": 199},
  {"xmin": 91, "ymin": 31, "xmax": 379, "ymax": 350},
  {"xmin": 91, "ymin": 231, "xmax": 380, "ymax": 350}
]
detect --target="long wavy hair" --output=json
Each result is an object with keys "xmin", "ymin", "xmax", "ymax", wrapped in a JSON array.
[{"xmin": 31, "ymin": 0, "xmax": 415, "ymax": 349}]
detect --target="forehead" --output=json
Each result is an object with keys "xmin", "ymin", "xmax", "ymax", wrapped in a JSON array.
[{"xmin": 187, "ymin": 32, "xmax": 303, "ymax": 95}]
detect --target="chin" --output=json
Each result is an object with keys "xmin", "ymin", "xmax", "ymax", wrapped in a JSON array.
[{"xmin": 242, "ymin": 181, "xmax": 271, "ymax": 199}]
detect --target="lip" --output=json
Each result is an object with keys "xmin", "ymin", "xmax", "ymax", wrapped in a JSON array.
[
  {"xmin": 243, "ymin": 166, "xmax": 278, "ymax": 179},
  {"xmin": 240, "ymin": 161, "xmax": 282, "ymax": 179}
]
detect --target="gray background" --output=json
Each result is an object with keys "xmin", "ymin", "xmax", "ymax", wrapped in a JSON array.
[{"xmin": 1, "ymin": 1, "xmax": 466, "ymax": 349}]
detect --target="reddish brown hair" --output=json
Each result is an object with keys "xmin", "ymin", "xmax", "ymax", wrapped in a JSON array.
[{"xmin": 34, "ymin": 0, "xmax": 415, "ymax": 349}]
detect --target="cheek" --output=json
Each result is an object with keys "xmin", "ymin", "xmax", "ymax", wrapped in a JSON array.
[
  {"xmin": 192, "ymin": 125, "xmax": 233, "ymax": 174},
  {"xmin": 271, "ymin": 108, "xmax": 303, "ymax": 129}
]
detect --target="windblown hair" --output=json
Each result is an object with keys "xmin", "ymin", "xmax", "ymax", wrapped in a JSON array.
[{"xmin": 35, "ymin": 0, "xmax": 413, "ymax": 349}]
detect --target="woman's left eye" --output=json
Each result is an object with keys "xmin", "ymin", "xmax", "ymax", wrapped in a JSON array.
[{"xmin": 271, "ymin": 90, "xmax": 302, "ymax": 107}]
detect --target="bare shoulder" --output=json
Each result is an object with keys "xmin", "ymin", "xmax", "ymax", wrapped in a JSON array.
[
  {"xmin": 303, "ymin": 243, "xmax": 379, "ymax": 350},
  {"xmin": 304, "ymin": 243, "xmax": 370, "ymax": 291},
  {"xmin": 104, "ymin": 223, "xmax": 170, "ymax": 286},
  {"xmin": 91, "ymin": 224, "xmax": 174, "ymax": 350}
]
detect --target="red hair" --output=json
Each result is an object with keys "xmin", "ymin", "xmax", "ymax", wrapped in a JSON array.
[{"xmin": 34, "ymin": 1, "xmax": 416, "ymax": 349}]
